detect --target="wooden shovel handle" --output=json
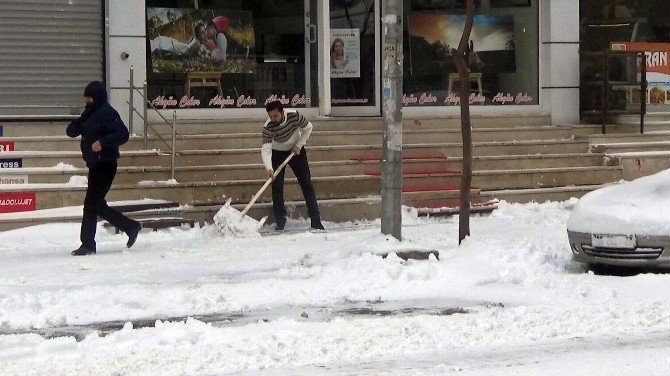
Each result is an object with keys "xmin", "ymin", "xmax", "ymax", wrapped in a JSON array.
[{"xmin": 239, "ymin": 153, "xmax": 294, "ymax": 217}]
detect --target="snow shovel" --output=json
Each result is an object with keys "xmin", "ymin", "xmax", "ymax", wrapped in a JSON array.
[{"xmin": 214, "ymin": 152, "xmax": 295, "ymax": 236}]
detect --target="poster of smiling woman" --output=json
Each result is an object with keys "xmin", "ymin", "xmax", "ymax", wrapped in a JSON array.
[
  {"xmin": 330, "ymin": 29, "xmax": 360, "ymax": 78},
  {"xmin": 147, "ymin": 8, "xmax": 255, "ymax": 74}
]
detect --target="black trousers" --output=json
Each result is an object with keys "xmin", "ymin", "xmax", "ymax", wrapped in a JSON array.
[
  {"xmin": 80, "ymin": 161, "xmax": 138, "ymax": 250},
  {"xmin": 271, "ymin": 147, "xmax": 320, "ymax": 224}
]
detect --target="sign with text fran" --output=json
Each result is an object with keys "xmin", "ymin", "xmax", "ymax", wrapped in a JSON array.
[
  {"xmin": 611, "ymin": 42, "xmax": 670, "ymax": 105},
  {"xmin": 0, "ymin": 192, "xmax": 36, "ymax": 213},
  {"xmin": 0, "ymin": 158, "xmax": 21, "ymax": 168},
  {"xmin": 0, "ymin": 141, "xmax": 15, "ymax": 152}
]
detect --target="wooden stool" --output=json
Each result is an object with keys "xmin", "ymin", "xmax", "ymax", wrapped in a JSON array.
[
  {"xmin": 447, "ymin": 72, "xmax": 483, "ymax": 95},
  {"xmin": 185, "ymin": 71, "xmax": 222, "ymax": 97}
]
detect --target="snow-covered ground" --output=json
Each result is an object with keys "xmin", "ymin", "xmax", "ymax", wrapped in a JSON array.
[{"xmin": 1, "ymin": 200, "xmax": 670, "ymax": 375}]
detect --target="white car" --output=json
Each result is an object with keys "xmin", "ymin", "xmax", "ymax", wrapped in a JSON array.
[{"xmin": 567, "ymin": 169, "xmax": 670, "ymax": 268}]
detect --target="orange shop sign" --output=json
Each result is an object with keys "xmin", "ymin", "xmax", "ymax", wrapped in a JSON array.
[{"xmin": 610, "ymin": 42, "xmax": 670, "ymax": 75}]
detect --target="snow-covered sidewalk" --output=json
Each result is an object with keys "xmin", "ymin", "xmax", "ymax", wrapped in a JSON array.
[{"xmin": 1, "ymin": 201, "xmax": 670, "ymax": 375}]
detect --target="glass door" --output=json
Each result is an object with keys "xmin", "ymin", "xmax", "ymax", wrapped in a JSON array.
[{"xmin": 324, "ymin": 0, "xmax": 380, "ymax": 116}]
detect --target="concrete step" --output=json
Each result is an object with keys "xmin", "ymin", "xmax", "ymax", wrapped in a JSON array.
[
  {"xmin": 0, "ymin": 121, "xmax": 71, "ymax": 137},
  {"xmin": 481, "ymin": 184, "xmax": 611, "ymax": 204},
  {"xmin": 0, "ymin": 153, "xmax": 607, "ymax": 185},
  {"xmin": 471, "ymin": 166, "xmax": 622, "ymax": 190},
  {"xmin": 0, "ymin": 150, "xmax": 169, "ymax": 168},
  {"xmin": 1, "ymin": 125, "xmax": 583, "ymax": 152},
  {"xmin": 606, "ymin": 151, "xmax": 670, "ymax": 181},
  {"xmin": 585, "ymin": 131, "xmax": 670, "ymax": 144},
  {"xmin": 577, "ymin": 122, "xmax": 670, "ymax": 134},
  {"xmin": 0, "ymin": 174, "xmax": 464, "ymax": 210},
  {"xmin": 0, "ymin": 116, "xmax": 550, "ymax": 138},
  {"xmin": 152, "ymin": 127, "xmax": 579, "ymax": 149},
  {"xmin": 147, "ymin": 115, "xmax": 552, "ymax": 135},
  {"xmin": 0, "ymin": 190, "xmax": 495, "ymax": 231},
  {"xmin": 0, "ymin": 166, "xmax": 622, "ymax": 211},
  {"xmin": 591, "ymin": 140, "xmax": 670, "ymax": 154},
  {"xmin": 0, "ymin": 136, "xmax": 151, "ymax": 152},
  {"xmin": 177, "ymin": 140, "xmax": 590, "ymax": 165},
  {"xmin": 354, "ymin": 153, "xmax": 607, "ymax": 172}
]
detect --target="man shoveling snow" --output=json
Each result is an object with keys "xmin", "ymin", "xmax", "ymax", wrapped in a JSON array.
[
  {"xmin": 261, "ymin": 100, "xmax": 324, "ymax": 232},
  {"xmin": 214, "ymin": 101, "xmax": 324, "ymax": 237}
]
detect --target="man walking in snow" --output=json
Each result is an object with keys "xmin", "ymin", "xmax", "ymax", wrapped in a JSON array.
[
  {"xmin": 262, "ymin": 100, "xmax": 324, "ymax": 231},
  {"xmin": 66, "ymin": 81, "xmax": 142, "ymax": 256}
]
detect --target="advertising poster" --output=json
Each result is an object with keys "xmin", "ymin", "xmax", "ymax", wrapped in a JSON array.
[
  {"xmin": 412, "ymin": 0, "xmax": 481, "ymax": 10},
  {"xmin": 491, "ymin": 0, "xmax": 531, "ymax": 7},
  {"xmin": 0, "ymin": 175, "xmax": 28, "ymax": 185},
  {"xmin": 330, "ymin": 29, "xmax": 360, "ymax": 78},
  {"xmin": 0, "ymin": 141, "xmax": 14, "ymax": 152},
  {"xmin": 408, "ymin": 14, "xmax": 516, "ymax": 74},
  {"xmin": 0, "ymin": 192, "xmax": 36, "ymax": 213},
  {"xmin": 0, "ymin": 158, "xmax": 21, "ymax": 168},
  {"xmin": 611, "ymin": 42, "xmax": 670, "ymax": 105},
  {"xmin": 147, "ymin": 8, "xmax": 255, "ymax": 74}
]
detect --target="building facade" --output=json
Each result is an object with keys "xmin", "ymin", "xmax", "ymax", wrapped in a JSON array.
[{"xmin": 0, "ymin": 0, "xmax": 582, "ymax": 126}]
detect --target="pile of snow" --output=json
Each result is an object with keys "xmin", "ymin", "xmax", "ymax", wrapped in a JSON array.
[
  {"xmin": 213, "ymin": 198, "xmax": 263, "ymax": 237},
  {"xmin": 568, "ymin": 169, "xmax": 670, "ymax": 235},
  {"xmin": 138, "ymin": 179, "xmax": 179, "ymax": 186},
  {"xmin": 52, "ymin": 162, "xmax": 78, "ymax": 171},
  {"xmin": 1, "ymin": 200, "xmax": 670, "ymax": 374},
  {"xmin": 66, "ymin": 175, "xmax": 87, "ymax": 186}
]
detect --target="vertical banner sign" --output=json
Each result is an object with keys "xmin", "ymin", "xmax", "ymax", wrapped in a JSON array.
[
  {"xmin": 330, "ymin": 29, "xmax": 361, "ymax": 78},
  {"xmin": 611, "ymin": 42, "xmax": 670, "ymax": 104},
  {"xmin": 0, "ymin": 141, "xmax": 15, "ymax": 152},
  {"xmin": 0, "ymin": 193, "xmax": 36, "ymax": 213}
]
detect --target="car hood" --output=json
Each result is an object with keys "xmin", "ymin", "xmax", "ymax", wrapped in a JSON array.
[{"xmin": 567, "ymin": 168, "xmax": 670, "ymax": 236}]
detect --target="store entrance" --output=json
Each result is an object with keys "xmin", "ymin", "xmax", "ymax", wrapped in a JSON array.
[
  {"xmin": 324, "ymin": 0, "xmax": 381, "ymax": 116},
  {"xmin": 144, "ymin": 0, "xmax": 380, "ymax": 116}
]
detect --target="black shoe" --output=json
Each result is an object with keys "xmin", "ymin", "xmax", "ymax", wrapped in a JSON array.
[
  {"xmin": 71, "ymin": 246, "xmax": 96, "ymax": 256},
  {"xmin": 275, "ymin": 218, "xmax": 286, "ymax": 231},
  {"xmin": 310, "ymin": 220, "xmax": 325, "ymax": 230},
  {"xmin": 126, "ymin": 222, "xmax": 142, "ymax": 248}
]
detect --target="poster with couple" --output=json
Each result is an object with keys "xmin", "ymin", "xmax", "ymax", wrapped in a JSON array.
[
  {"xmin": 330, "ymin": 29, "xmax": 360, "ymax": 78},
  {"xmin": 147, "ymin": 8, "xmax": 256, "ymax": 74}
]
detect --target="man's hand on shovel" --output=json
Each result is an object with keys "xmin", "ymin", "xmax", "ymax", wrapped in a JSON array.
[{"xmin": 267, "ymin": 150, "xmax": 298, "ymax": 181}]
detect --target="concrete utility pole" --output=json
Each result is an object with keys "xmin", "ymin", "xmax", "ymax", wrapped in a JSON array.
[{"xmin": 381, "ymin": 0, "xmax": 403, "ymax": 240}]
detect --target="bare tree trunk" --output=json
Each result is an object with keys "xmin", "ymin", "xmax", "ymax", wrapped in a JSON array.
[{"xmin": 451, "ymin": 0, "xmax": 475, "ymax": 244}]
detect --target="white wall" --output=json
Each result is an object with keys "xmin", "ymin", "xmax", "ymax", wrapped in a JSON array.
[
  {"xmin": 107, "ymin": 0, "xmax": 147, "ymax": 133},
  {"xmin": 542, "ymin": 0, "xmax": 580, "ymax": 125}
]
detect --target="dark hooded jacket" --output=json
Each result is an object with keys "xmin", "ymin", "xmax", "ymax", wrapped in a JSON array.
[{"xmin": 66, "ymin": 81, "xmax": 129, "ymax": 167}]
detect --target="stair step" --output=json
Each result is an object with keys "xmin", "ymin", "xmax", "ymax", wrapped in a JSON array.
[
  {"xmin": 104, "ymin": 217, "xmax": 196, "ymax": 232},
  {"xmin": 416, "ymin": 200, "xmax": 499, "ymax": 217},
  {"xmin": 481, "ymin": 184, "xmax": 612, "ymax": 203}
]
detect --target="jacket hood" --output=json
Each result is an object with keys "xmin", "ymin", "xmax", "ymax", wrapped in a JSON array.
[{"xmin": 83, "ymin": 81, "xmax": 108, "ymax": 105}]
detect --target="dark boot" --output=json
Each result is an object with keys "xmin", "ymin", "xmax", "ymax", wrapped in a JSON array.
[
  {"xmin": 310, "ymin": 218, "xmax": 325, "ymax": 230},
  {"xmin": 126, "ymin": 222, "xmax": 142, "ymax": 248},
  {"xmin": 275, "ymin": 218, "xmax": 286, "ymax": 231},
  {"xmin": 71, "ymin": 246, "xmax": 96, "ymax": 256}
]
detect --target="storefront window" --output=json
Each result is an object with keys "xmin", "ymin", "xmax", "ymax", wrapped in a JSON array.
[
  {"xmin": 580, "ymin": 0, "xmax": 670, "ymax": 114},
  {"xmin": 402, "ymin": 0, "xmax": 539, "ymax": 107},
  {"xmin": 145, "ymin": 0, "xmax": 315, "ymax": 109},
  {"xmin": 330, "ymin": 0, "xmax": 377, "ymax": 107}
]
